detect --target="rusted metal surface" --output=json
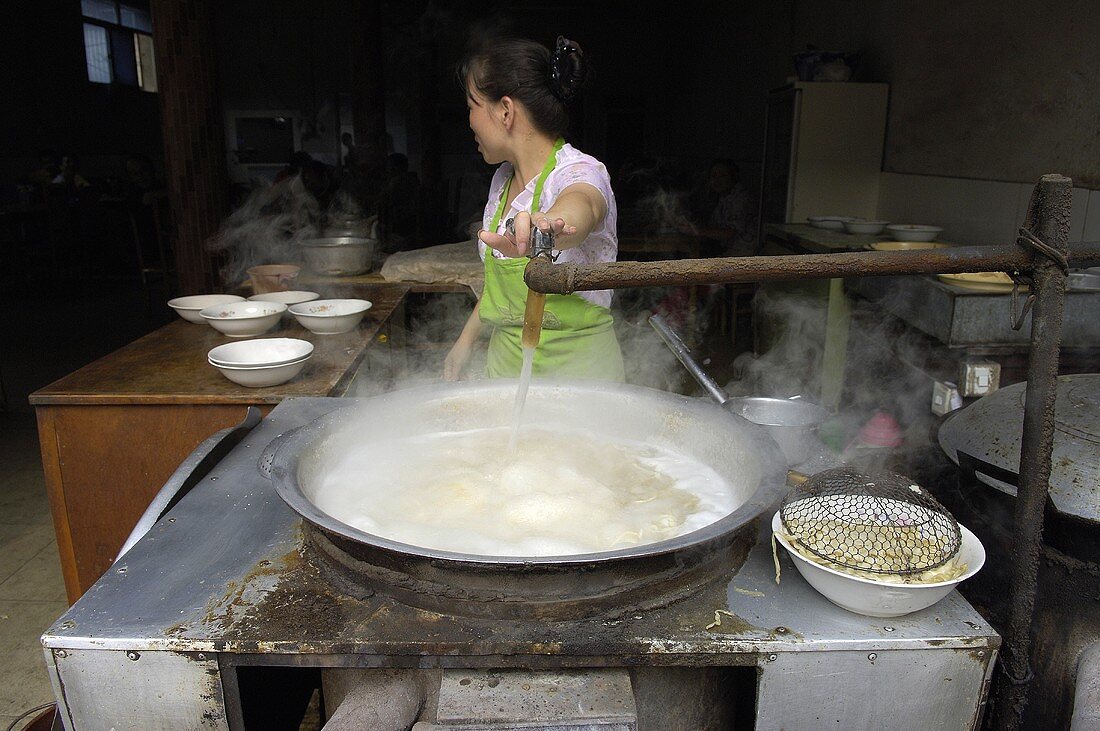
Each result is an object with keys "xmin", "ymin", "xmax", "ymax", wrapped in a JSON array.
[
  {"xmin": 931, "ymin": 468, "xmax": 1100, "ymax": 730},
  {"xmin": 307, "ymin": 524, "xmax": 755, "ymax": 621},
  {"xmin": 523, "ymin": 242, "xmax": 1100, "ymax": 293},
  {"xmin": 990, "ymin": 175, "xmax": 1073, "ymax": 730}
]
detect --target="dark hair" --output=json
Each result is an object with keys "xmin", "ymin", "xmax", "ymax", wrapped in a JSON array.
[{"xmin": 459, "ymin": 36, "xmax": 589, "ymax": 137}]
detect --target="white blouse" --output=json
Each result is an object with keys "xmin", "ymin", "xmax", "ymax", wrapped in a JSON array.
[{"xmin": 478, "ymin": 143, "xmax": 617, "ymax": 308}]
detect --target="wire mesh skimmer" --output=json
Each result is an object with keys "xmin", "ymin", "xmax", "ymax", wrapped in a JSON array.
[{"xmin": 780, "ymin": 467, "xmax": 962, "ymax": 575}]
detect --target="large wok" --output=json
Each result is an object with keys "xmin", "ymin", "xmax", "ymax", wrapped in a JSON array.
[{"xmin": 259, "ymin": 380, "xmax": 787, "ymax": 619}]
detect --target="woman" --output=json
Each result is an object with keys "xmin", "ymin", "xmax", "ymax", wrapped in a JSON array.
[{"xmin": 443, "ymin": 36, "xmax": 624, "ymax": 382}]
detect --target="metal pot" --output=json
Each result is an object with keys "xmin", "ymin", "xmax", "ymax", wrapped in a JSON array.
[
  {"xmin": 326, "ymin": 212, "xmax": 378, "ymax": 240},
  {"xmin": 300, "ymin": 236, "xmax": 376, "ymax": 276},
  {"xmin": 648, "ymin": 315, "xmax": 828, "ymax": 466},
  {"xmin": 722, "ymin": 396, "xmax": 829, "ymax": 465},
  {"xmin": 258, "ymin": 380, "xmax": 787, "ymax": 620}
]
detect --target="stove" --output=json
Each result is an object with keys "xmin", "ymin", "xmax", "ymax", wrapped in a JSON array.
[{"xmin": 43, "ymin": 397, "xmax": 999, "ymax": 730}]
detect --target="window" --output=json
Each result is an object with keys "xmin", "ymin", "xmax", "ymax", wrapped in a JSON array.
[{"xmin": 81, "ymin": 0, "xmax": 157, "ymax": 92}]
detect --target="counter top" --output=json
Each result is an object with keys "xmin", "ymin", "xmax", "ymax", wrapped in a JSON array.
[
  {"xmin": 30, "ymin": 283, "xmax": 408, "ymax": 406},
  {"xmin": 851, "ymin": 274, "xmax": 1100, "ymax": 347},
  {"xmin": 764, "ymin": 223, "xmax": 887, "ymax": 253},
  {"xmin": 300, "ymin": 271, "xmax": 475, "ymax": 294}
]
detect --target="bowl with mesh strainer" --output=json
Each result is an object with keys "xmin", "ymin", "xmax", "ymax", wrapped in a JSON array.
[{"xmin": 771, "ymin": 467, "xmax": 985, "ymax": 617}]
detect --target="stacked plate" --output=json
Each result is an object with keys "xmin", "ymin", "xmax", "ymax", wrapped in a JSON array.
[
  {"xmin": 807, "ymin": 215, "xmax": 856, "ymax": 231},
  {"xmin": 886, "ymin": 224, "xmax": 943, "ymax": 242},
  {"xmin": 207, "ymin": 338, "xmax": 314, "ymax": 387}
]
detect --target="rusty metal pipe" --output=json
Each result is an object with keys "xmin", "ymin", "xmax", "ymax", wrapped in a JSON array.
[
  {"xmin": 525, "ymin": 174, "xmax": 1083, "ymax": 728},
  {"xmin": 991, "ymin": 174, "xmax": 1072, "ymax": 730},
  {"xmin": 524, "ymin": 242, "xmax": 1100, "ymax": 293}
]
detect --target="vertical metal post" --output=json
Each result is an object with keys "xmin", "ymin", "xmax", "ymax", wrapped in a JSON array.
[{"xmin": 991, "ymin": 174, "xmax": 1072, "ymax": 729}]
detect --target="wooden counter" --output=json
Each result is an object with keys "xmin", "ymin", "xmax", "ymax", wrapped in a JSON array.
[{"xmin": 31, "ymin": 283, "xmax": 409, "ymax": 602}]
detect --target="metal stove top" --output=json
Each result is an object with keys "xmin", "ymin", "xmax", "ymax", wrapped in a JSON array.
[
  {"xmin": 939, "ymin": 373, "xmax": 1100, "ymax": 522},
  {"xmin": 45, "ymin": 396, "xmax": 997, "ymax": 661}
]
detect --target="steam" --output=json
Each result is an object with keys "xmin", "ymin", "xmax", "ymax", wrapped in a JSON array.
[
  {"xmin": 207, "ymin": 177, "xmax": 319, "ymax": 287},
  {"xmin": 630, "ymin": 188, "xmax": 697, "ymax": 236},
  {"xmin": 730, "ymin": 284, "xmax": 945, "ymax": 451},
  {"xmin": 348, "ymin": 288, "xmax": 484, "ymax": 396},
  {"xmin": 726, "ymin": 288, "xmax": 824, "ymax": 399},
  {"xmin": 207, "ymin": 176, "xmax": 372, "ymax": 287},
  {"xmin": 346, "ymin": 284, "xmax": 702, "ymax": 394}
]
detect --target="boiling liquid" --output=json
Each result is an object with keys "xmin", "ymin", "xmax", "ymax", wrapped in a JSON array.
[{"xmin": 311, "ymin": 425, "xmax": 736, "ymax": 556}]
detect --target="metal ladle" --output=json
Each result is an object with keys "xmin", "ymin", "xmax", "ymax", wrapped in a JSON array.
[{"xmin": 648, "ymin": 314, "xmax": 828, "ymax": 466}]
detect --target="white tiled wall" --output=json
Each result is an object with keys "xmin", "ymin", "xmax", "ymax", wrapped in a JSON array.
[{"xmin": 877, "ymin": 172, "xmax": 1096, "ymax": 246}]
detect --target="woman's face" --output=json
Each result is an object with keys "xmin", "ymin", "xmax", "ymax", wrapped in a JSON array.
[{"xmin": 466, "ymin": 79, "xmax": 507, "ymax": 164}]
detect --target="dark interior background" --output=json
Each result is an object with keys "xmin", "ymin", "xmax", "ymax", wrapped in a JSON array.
[{"xmin": 5, "ymin": 0, "xmax": 1097, "ymax": 220}]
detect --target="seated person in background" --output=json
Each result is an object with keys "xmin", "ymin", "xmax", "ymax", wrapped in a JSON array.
[
  {"xmin": 48, "ymin": 154, "xmax": 95, "ymax": 207},
  {"xmin": 689, "ymin": 159, "xmax": 757, "ymax": 257},
  {"xmin": 123, "ymin": 154, "xmax": 166, "ymax": 206},
  {"xmin": 27, "ymin": 149, "xmax": 61, "ymax": 188},
  {"xmin": 54, "ymin": 154, "xmax": 92, "ymax": 190},
  {"xmin": 122, "ymin": 154, "xmax": 168, "ymax": 263}
]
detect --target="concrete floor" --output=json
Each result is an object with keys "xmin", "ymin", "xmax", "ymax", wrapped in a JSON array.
[
  {"xmin": 0, "ymin": 274, "xmax": 174, "ymax": 728},
  {"xmin": 0, "ymin": 411, "xmax": 66, "ymax": 728}
]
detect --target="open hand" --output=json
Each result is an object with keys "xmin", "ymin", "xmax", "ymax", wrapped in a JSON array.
[{"xmin": 478, "ymin": 211, "xmax": 576, "ymax": 257}]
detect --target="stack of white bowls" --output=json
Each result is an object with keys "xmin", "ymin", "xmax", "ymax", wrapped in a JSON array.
[{"xmin": 207, "ymin": 338, "xmax": 314, "ymax": 387}]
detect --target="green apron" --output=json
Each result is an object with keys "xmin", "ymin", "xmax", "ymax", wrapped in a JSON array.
[{"xmin": 480, "ymin": 139, "xmax": 624, "ymax": 381}]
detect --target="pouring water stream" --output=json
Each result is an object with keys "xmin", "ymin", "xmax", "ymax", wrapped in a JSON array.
[{"xmin": 508, "ymin": 284, "xmax": 547, "ymax": 455}]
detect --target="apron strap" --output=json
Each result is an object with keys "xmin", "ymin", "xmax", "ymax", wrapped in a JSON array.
[{"xmin": 487, "ymin": 137, "xmax": 565, "ymax": 235}]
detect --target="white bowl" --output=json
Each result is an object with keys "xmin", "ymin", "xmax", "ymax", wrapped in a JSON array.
[
  {"xmin": 208, "ymin": 338, "xmax": 314, "ymax": 368},
  {"xmin": 808, "ymin": 215, "xmax": 857, "ymax": 231},
  {"xmin": 247, "ymin": 290, "xmax": 321, "ymax": 308},
  {"xmin": 771, "ymin": 512, "xmax": 985, "ymax": 617},
  {"xmin": 886, "ymin": 224, "xmax": 944, "ymax": 242},
  {"xmin": 168, "ymin": 294, "xmax": 245, "ymax": 324},
  {"xmin": 249, "ymin": 291, "xmax": 319, "ymax": 321},
  {"xmin": 843, "ymin": 220, "xmax": 889, "ymax": 235},
  {"xmin": 208, "ymin": 357, "xmax": 310, "ymax": 388},
  {"xmin": 288, "ymin": 299, "xmax": 372, "ymax": 335},
  {"xmin": 200, "ymin": 301, "xmax": 287, "ymax": 338}
]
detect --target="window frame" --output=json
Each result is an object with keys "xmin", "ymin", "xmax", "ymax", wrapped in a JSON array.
[{"xmin": 81, "ymin": 0, "xmax": 156, "ymax": 92}]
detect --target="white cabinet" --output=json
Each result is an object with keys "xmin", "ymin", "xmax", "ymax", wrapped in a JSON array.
[{"xmin": 761, "ymin": 82, "xmax": 889, "ymax": 226}]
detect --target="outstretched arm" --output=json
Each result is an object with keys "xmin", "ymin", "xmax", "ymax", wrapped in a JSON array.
[{"xmin": 478, "ymin": 182, "xmax": 607, "ymax": 256}]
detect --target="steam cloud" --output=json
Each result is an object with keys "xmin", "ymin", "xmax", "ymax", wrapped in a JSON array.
[{"xmin": 207, "ymin": 179, "xmax": 371, "ymax": 288}]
